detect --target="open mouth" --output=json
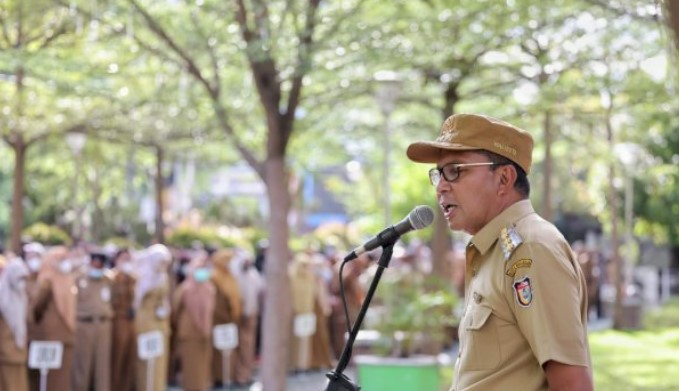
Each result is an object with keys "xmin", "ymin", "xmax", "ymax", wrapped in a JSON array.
[{"xmin": 440, "ymin": 203, "xmax": 457, "ymax": 216}]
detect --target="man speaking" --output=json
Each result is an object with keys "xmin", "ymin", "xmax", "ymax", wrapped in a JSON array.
[{"xmin": 406, "ymin": 113, "xmax": 593, "ymax": 391}]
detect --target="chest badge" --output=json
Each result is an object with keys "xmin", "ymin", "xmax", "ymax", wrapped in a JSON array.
[{"xmin": 513, "ymin": 277, "xmax": 533, "ymax": 307}]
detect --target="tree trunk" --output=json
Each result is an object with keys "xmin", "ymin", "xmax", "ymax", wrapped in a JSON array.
[
  {"xmin": 665, "ymin": 1, "xmax": 679, "ymax": 52},
  {"xmin": 542, "ymin": 110, "xmax": 553, "ymax": 221},
  {"xmin": 10, "ymin": 140, "xmax": 26, "ymax": 254},
  {"xmin": 260, "ymin": 155, "xmax": 293, "ymax": 391},
  {"xmin": 430, "ymin": 86, "xmax": 457, "ymax": 277},
  {"xmin": 154, "ymin": 146, "xmax": 165, "ymax": 244}
]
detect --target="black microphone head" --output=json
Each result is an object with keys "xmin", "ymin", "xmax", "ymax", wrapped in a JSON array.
[{"xmin": 408, "ymin": 205, "xmax": 435, "ymax": 230}]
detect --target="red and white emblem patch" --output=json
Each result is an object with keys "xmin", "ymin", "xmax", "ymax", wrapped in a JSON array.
[{"xmin": 513, "ymin": 277, "xmax": 533, "ymax": 307}]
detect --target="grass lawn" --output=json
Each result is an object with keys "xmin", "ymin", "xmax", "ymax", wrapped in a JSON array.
[{"xmin": 590, "ymin": 328, "xmax": 679, "ymax": 391}]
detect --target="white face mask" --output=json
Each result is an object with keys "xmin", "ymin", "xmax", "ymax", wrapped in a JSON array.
[
  {"xmin": 121, "ymin": 263, "xmax": 134, "ymax": 275},
  {"xmin": 27, "ymin": 257, "xmax": 42, "ymax": 272},
  {"xmin": 59, "ymin": 260, "xmax": 73, "ymax": 274}
]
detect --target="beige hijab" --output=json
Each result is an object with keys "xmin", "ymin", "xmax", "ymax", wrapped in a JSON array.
[
  {"xmin": 0, "ymin": 258, "xmax": 29, "ymax": 348},
  {"xmin": 181, "ymin": 259, "xmax": 216, "ymax": 337},
  {"xmin": 37, "ymin": 246, "xmax": 77, "ymax": 332},
  {"xmin": 289, "ymin": 253, "xmax": 317, "ymax": 314},
  {"xmin": 133, "ymin": 244, "xmax": 171, "ymax": 309},
  {"xmin": 210, "ymin": 249, "xmax": 242, "ymax": 320}
]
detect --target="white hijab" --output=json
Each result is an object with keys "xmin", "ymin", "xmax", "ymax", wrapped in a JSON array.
[
  {"xmin": 0, "ymin": 259, "xmax": 30, "ymax": 348},
  {"xmin": 133, "ymin": 244, "xmax": 172, "ymax": 309}
]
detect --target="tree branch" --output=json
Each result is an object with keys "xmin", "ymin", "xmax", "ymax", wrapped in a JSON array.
[
  {"xmin": 128, "ymin": 0, "xmax": 218, "ymax": 100},
  {"xmin": 233, "ymin": 0, "xmax": 281, "ymax": 121},
  {"xmin": 281, "ymin": 0, "xmax": 320, "ymax": 150},
  {"xmin": 189, "ymin": 8, "xmax": 220, "ymax": 98}
]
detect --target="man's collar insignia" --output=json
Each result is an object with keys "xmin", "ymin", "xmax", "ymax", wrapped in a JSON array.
[{"xmin": 500, "ymin": 225, "xmax": 523, "ymax": 261}]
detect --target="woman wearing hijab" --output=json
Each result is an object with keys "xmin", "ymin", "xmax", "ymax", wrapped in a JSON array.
[
  {"xmin": 110, "ymin": 249, "xmax": 137, "ymax": 391},
  {"xmin": 30, "ymin": 246, "xmax": 78, "ymax": 391},
  {"xmin": 0, "ymin": 257, "xmax": 30, "ymax": 391},
  {"xmin": 289, "ymin": 253, "xmax": 331, "ymax": 371},
  {"xmin": 231, "ymin": 255, "xmax": 264, "ymax": 386},
  {"xmin": 133, "ymin": 244, "xmax": 172, "ymax": 391},
  {"xmin": 171, "ymin": 257, "xmax": 216, "ymax": 391},
  {"xmin": 209, "ymin": 249, "xmax": 241, "ymax": 386}
]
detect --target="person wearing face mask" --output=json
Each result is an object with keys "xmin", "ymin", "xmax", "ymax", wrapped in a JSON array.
[
  {"xmin": 0, "ymin": 257, "xmax": 30, "ymax": 391},
  {"xmin": 133, "ymin": 244, "xmax": 173, "ymax": 391},
  {"xmin": 171, "ymin": 257, "xmax": 216, "ymax": 391},
  {"xmin": 110, "ymin": 249, "xmax": 137, "ymax": 391},
  {"xmin": 30, "ymin": 246, "xmax": 77, "ymax": 391},
  {"xmin": 71, "ymin": 252, "xmax": 114, "ymax": 391}
]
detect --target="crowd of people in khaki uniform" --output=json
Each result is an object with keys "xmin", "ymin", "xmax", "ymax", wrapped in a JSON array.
[
  {"xmin": 0, "ymin": 234, "xmax": 410, "ymax": 391},
  {"xmin": 0, "ymin": 242, "xmax": 266, "ymax": 391}
]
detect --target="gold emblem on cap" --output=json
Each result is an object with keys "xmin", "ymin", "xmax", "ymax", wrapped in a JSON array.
[{"xmin": 437, "ymin": 129, "xmax": 458, "ymax": 143}]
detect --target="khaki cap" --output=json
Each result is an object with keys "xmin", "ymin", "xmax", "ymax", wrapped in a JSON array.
[{"xmin": 406, "ymin": 113, "xmax": 534, "ymax": 174}]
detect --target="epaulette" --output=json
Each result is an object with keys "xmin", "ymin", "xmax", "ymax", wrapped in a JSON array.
[{"xmin": 500, "ymin": 225, "xmax": 523, "ymax": 261}]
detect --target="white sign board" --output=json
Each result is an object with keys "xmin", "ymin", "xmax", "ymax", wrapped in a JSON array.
[
  {"xmin": 28, "ymin": 341, "xmax": 63, "ymax": 370},
  {"xmin": 137, "ymin": 330, "xmax": 164, "ymax": 360},
  {"xmin": 213, "ymin": 323, "xmax": 239, "ymax": 350},
  {"xmin": 294, "ymin": 313, "xmax": 317, "ymax": 337}
]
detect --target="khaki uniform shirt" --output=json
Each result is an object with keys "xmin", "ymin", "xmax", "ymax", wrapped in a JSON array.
[
  {"xmin": 452, "ymin": 200, "xmax": 591, "ymax": 391},
  {"xmin": 76, "ymin": 273, "xmax": 114, "ymax": 320}
]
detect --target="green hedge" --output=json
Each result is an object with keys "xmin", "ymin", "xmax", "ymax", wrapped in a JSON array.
[
  {"xmin": 165, "ymin": 227, "xmax": 238, "ymax": 249},
  {"xmin": 22, "ymin": 223, "xmax": 72, "ymax": 246}
]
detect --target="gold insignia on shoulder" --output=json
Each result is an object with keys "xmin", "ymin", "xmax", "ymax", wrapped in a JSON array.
[
  {"xmin": 500, "ymin": 225, "xmax": 523, "ymax": 261},
  {"xmin": 505, "ymin": 259, "xmax": 532, "ymax": 277}
]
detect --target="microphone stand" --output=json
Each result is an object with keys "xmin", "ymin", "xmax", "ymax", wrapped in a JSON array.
[{"xmin": 323, "ymin": 243, "xmax": 395, "ymax": 391}]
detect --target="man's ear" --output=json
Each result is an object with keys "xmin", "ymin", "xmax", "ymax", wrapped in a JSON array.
[{"xmin": 497, "ymin": 165, "xmax": 517, "ymax": 193}]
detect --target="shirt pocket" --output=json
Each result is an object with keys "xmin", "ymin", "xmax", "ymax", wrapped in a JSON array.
[{"xmin": 462, "ymin": 304, "xmax": 501, "ymax": 371}]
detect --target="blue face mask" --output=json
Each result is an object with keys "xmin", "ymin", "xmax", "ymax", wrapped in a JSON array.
[
  {"xmin": 89, "ymin": 268, "xmax": 104, "ymax": 279},
  {"xmin": 193, "ymin": 268, "xmax": 211, "ymax": 283}
]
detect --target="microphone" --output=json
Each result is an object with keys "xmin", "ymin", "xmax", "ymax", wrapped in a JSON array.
[{"xmin": 344, "ymin": 205, "xmax": 435, "ymax": 262}]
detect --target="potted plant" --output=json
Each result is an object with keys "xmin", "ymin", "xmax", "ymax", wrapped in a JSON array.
[{"xmin": 354, "ymin": 271, "xmax": 459, "ymax": 391}]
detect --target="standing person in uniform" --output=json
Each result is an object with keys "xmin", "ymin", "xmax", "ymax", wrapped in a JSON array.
[
  {"xmin": 209, "ymin": 249, "xmax": 241, "ymax": 387},
  {"xmin": 31, "ymin": 246, "xmax": 78, "ymax": 391},
  {"xmin": 171, "ymin": 258, "xmax": 216, "ymax": 391},
  {"xmin": 0, "ymin": 257, "xmax": 30, "ymax": 391},
  {"xmin": 133, "ymin": 244, "xmax": 173, "ymax": 391},
  {"xmin": 72, "ymin": 252, "xmax": 113, "ymax": 391},
  {"xmin": 406, "ymin": 113, "xmax": 593, "ymax": 391},
  {"xmin": 110, "ymin": 249, "xmax": 137, "ymax": 391},
  {"xmin": 22, "ymin": 243, "xmax": 45, "ymax": 391},
  {"xmin": 232, "ymin": 255, "xmax": 264, "ymax": 386}
]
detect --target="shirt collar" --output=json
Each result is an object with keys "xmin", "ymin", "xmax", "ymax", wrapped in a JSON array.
[{"xmin": 469, "ymin": 199, "xmax": 535, "ymax": 255}]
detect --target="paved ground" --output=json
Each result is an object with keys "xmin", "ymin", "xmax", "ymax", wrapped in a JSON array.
[
  {"xmin": 169, "ymin": 317, "xmax": 613, "ymax": 390},
  {"xmin": 168, "ymin": 367, "xmax": 355, "ymax": 391}
]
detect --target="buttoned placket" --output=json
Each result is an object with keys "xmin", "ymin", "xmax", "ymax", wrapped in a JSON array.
[{"xmin": 454, "ymin": 242, "xmax": 479, "ymax": 390}]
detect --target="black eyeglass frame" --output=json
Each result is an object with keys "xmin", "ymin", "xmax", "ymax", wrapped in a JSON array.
[{"xmin": 428, "ymin": 162, "xmax": 499, "ymax": 186}]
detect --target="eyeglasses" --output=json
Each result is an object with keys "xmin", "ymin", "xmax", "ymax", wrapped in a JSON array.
[{"xmin": 428, "ymin": 162, "xmax": 498, "ymax": 186}]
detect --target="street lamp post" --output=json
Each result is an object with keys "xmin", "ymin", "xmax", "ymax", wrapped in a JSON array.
[
  {"xmin": 66, "ymin": 132, "xmax": 87, "ymax": 242},
  {"xmin": 374, "ymin": 71, "xmax": 401, "ymax": 227}
]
